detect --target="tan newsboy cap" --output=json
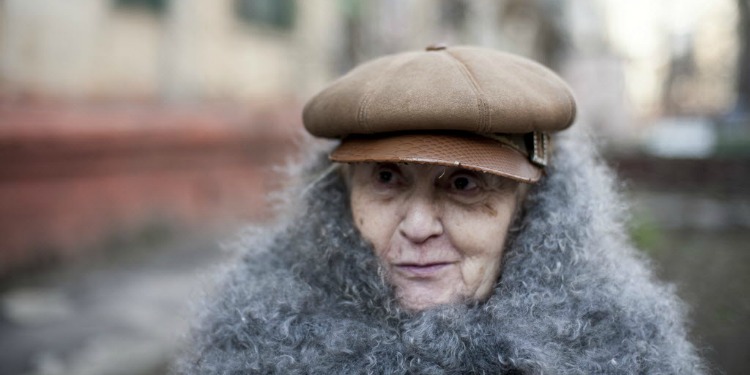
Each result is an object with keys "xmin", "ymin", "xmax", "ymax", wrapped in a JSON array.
[{"xmin": 303, "ymin": 44, "xmax": 576, "ymax": 183}]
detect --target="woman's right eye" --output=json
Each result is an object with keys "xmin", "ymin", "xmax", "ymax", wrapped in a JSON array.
[{"xmin": 372, "ymin": 164, "xmax": 402, "ymax": 188}]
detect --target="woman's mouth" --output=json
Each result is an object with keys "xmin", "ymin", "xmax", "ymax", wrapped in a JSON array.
[{"xmin": 394, "ymin": 262, "xmax": 454, "ymax": 278}]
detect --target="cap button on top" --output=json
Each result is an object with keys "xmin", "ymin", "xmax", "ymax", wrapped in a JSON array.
[{"xmin": 425, "ymin": 43, "xmax": 447, "ymax": 51}]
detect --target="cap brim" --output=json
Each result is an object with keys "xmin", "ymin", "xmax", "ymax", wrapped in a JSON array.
[{"xmin": 330, "ymin": 133, "xmax": 542, "ymax": 183}]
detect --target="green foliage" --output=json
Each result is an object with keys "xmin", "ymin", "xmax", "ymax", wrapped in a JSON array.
[
  {"xmin": 714, "ymin": 134, "xmax": 750, "ymax": 157},
  {"xmin": 628, "ymin": 211, "xmax": 664, "ymax": 255}
]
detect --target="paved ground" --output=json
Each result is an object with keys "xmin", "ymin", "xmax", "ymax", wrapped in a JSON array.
[{"xmin": 0, "ymin": 231, "xmax": 232, "ymax": 375}]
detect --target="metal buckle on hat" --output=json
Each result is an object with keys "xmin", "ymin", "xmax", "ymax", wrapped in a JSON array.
[
  {"xmin": 481, "ymin": 132, "xmax": 549, "ymax": 167},
  {"xmin": 529, "ymin": 131, "xmax": 549, "ymax": 167}
]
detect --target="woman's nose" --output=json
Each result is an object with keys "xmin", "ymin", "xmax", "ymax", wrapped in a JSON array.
[{"xmin": 398, "ymin": 197, "xmax": 444, "ymax": 244}]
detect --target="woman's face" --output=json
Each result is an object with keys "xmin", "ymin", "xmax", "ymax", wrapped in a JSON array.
[{"xmin": 349, "ymin": 162, "xmax": 523, "ymax": 311}]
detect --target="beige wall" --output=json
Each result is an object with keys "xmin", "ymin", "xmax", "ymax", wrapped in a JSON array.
[
  {"xmin": 0, "ymin": 0, "xmax": 321, "ymax": 101},
  {"xmin": 293, "ymin": 0, "xmax": 343, "ymax": 97},
  {"xmin": 0, "ymin": 0, "xmax": 547, "ymax": 101},
  {"xmin": 0, "ymin": 0, "xmax": 738, "ymax": 119},
  {"xmin": 97, "ymin": 8, "xmax": 163, "ymax": 97},
  {"xmin": 0, "ymin": 0, "xmax": 107, "ymax": 97}
]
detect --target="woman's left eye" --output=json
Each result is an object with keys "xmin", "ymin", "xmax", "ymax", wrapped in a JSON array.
[
  {"xmin": 450, "ymin": 175, "xmax": 479, "ymax": 192},
  {"xmin": 378, "ymin": 170, "xmax": 394, "ymax": 184}
]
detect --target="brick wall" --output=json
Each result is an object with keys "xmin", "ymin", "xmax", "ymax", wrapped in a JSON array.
[{"xmin": 0, "ymin": 102, "xmax": 301, "ymax": 277}]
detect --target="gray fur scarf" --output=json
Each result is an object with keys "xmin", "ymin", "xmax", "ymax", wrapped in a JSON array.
[{"xmin": 174, "ymin": 133, "xmax": 705, "ymax": 374}]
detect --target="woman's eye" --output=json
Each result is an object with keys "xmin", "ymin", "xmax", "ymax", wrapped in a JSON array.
[
  {"xmin": 372, "ymin": 164, "xmax": 402, "ymax": 188},
  {"xmin": 451, "ymin": 175, "xmax": 478, "ymax": 191},
  {"xmin": 453, "ymin": 176, "xmax": 470, "ymax": 190},
  {"xmin": 378, "ymin": 170, "xmax": 394, "ymax": 184}
]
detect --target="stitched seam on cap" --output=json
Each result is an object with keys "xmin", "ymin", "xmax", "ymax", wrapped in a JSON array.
[
  {"xmin": 444, "ymin": 50, "xmax": 491, "ymax": 133},
  {"xmin": 357, "ymin": 82, "xmax": 376, "ymax": 133},
  {"xmin": 357, "ymin": 54, "xmax": 419, "ymax": 133}
]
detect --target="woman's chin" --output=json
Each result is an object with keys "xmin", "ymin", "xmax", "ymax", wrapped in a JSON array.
[{"xmin": 396, "ymin": 287, "xmax": 458, "ymax": 312}]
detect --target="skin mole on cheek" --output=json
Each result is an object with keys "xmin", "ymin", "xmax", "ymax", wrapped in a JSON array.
[{"xmin": 359, "ymin": 218, "xmax": 365, "ymax": 226}]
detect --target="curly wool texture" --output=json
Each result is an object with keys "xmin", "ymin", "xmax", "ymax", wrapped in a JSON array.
[{"xmin": 175, "ymin": 133, "xmax": 705, "ymax": 374}]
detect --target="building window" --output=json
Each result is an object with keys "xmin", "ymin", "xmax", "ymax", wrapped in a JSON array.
[
  {"xmin": 440, "ymin": 0, "xmax": 468, "ymax": 30},
  {"xmin": 235, "ymin": 0, "xmax": 296, "ymax": 30},
  {"xmin": 113, "ymin": 0, "xmax": 167, "ymax": 13}
]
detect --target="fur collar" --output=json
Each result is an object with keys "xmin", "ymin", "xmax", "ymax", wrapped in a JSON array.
[{"xmin": 175, "ymin": 133, "xmax": 705, "ymax": 374}]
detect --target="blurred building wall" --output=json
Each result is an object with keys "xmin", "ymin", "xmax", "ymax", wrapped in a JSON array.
[
  {"xmin": 0, "ymin": 0, "xmax": 740, "ymax": 116},
  {"xmin": 0, "ymin": 0, "xmax": 108, "ymax": 97},
  {"xmin": 0, "ymin": 0, "xmax": 334, "ymax": 100},
  {"xmin": 0, "ymin": 0, "xmax": 578, "ymax": 101}
]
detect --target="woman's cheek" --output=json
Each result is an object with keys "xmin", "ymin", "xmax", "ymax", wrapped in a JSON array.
[
  {"xmin": 443, "ymin": 204, "xmax": 487, "ymax": 250},
  {"xmin": 445, "ymin": 201, "xmax": 511, "ymax": 257},
  {"xmin": 352, "ymin": 193, "xmax": 396, "ymax": 254}
]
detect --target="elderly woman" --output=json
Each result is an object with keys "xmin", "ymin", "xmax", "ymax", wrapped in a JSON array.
[{"xmin": 176, "ymin": 46, "xmax": 704, "ymax": 374}]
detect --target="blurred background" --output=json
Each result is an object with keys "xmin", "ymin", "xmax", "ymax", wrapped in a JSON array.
[{"xmin": 0, "ymin": 0, "xmax": 747, "ymax": 374}]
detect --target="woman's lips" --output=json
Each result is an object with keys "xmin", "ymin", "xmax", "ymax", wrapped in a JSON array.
[{"xmin": 394, "ymin": 262, "xmax": 453, "ymax": 278}]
